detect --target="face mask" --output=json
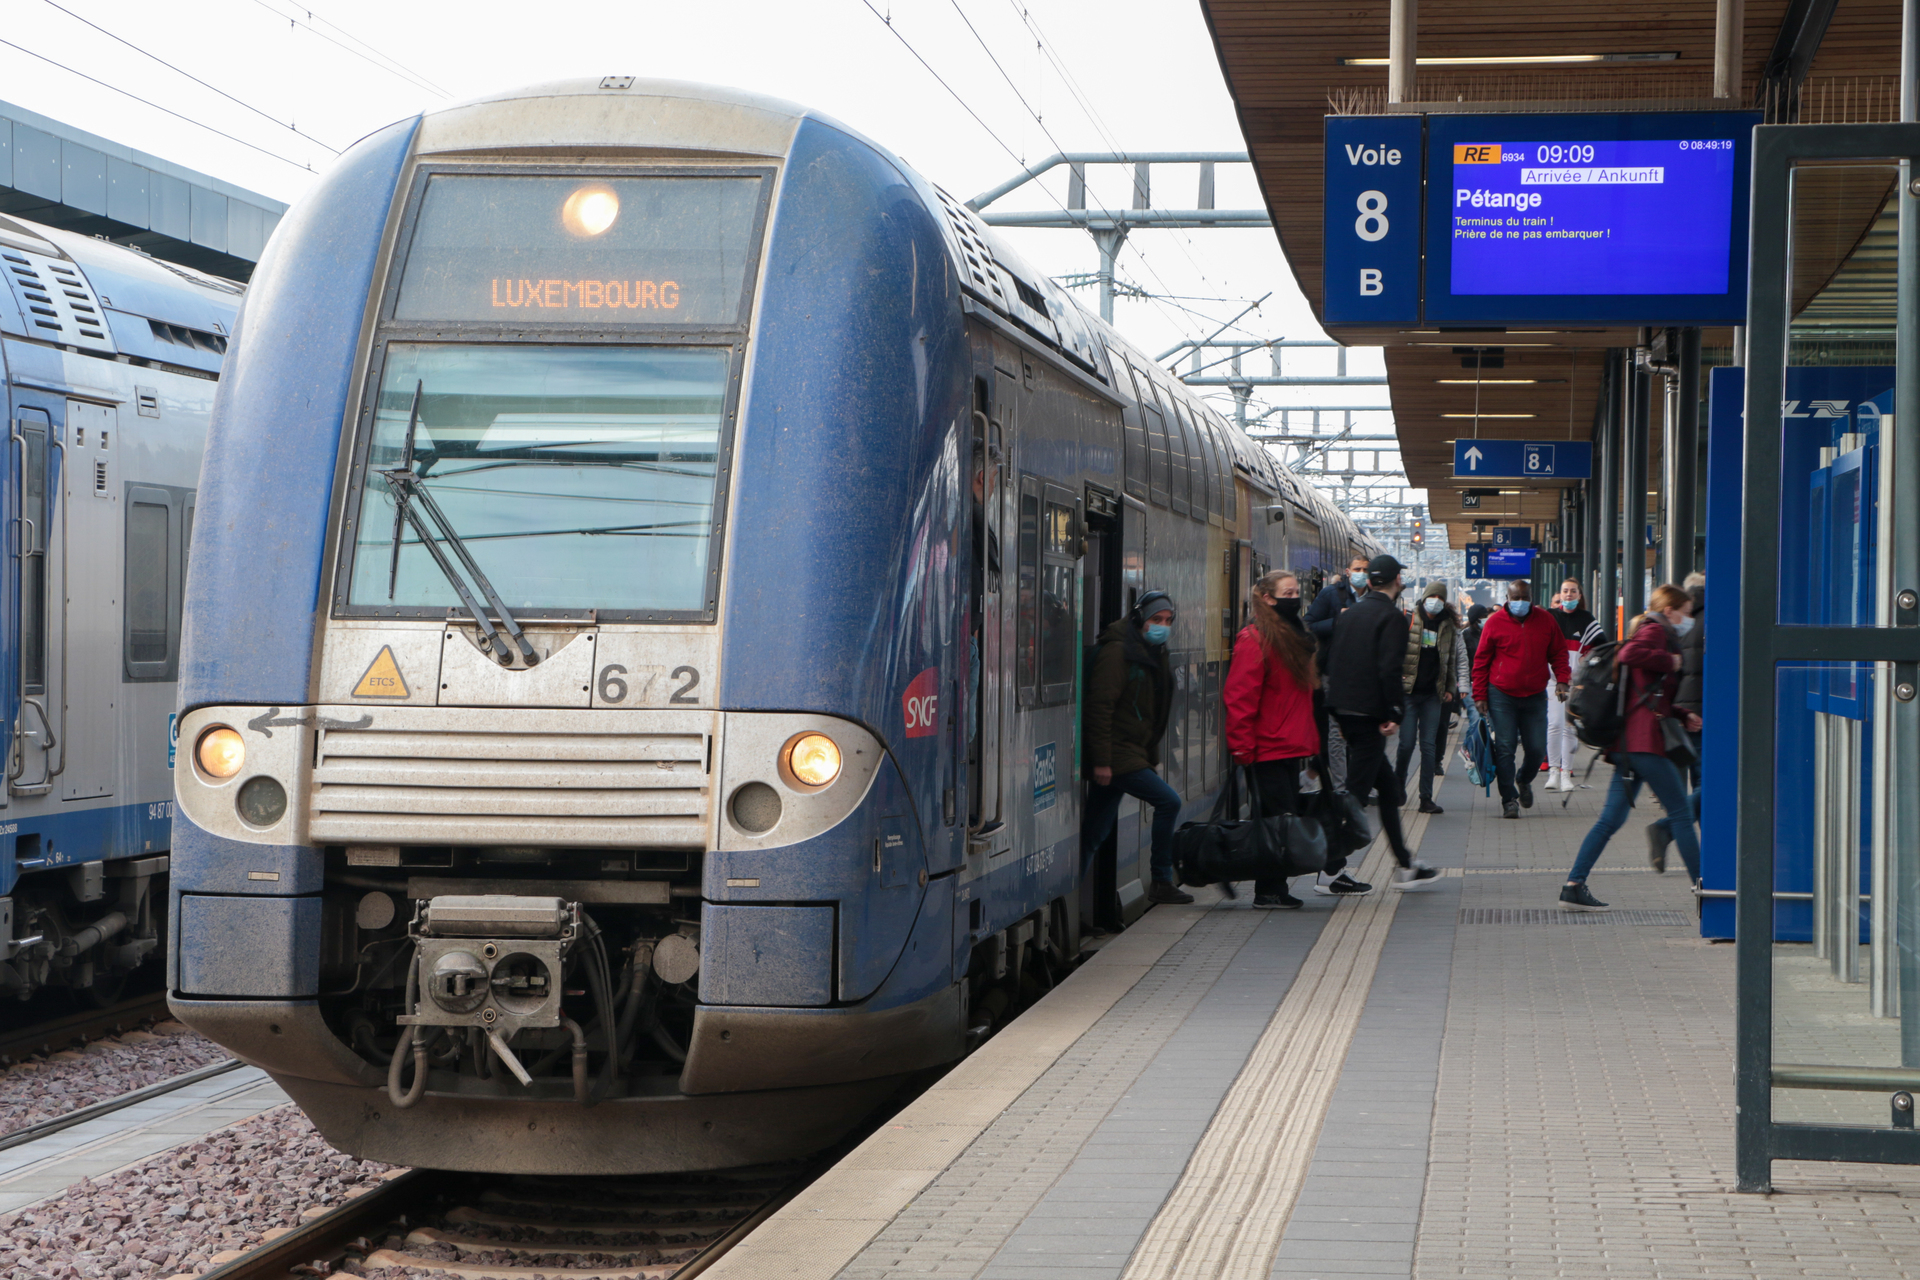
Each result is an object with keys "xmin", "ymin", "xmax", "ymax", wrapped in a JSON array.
[
  {"xmin": 1144, "ymin": 623, "xmax": 1172, "ymax": 646},
  {"xmin": 1422, "ymin": 598, "xmax": 1443, "ymax": 615},
  {"xmin": 1673, "ymin": 615, "xmax": 1695, "ymax": 636},
  {"xmin": 1507, "ymin": 600, "xmax": 1531, "ymax": 618},
  {"xmin": 1350, "ymin": 571, "xmax": 1367, "ymax": 590},
  {"xmin": 1276, "ymin": 598, "xmax": 1302, "ymax": 621},
  {"xmin": 1561, "ymin": 598, "xmax": 1579, "ymax": 611}
]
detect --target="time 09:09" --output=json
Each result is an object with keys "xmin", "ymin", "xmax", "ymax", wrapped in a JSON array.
[{"xmin": 1535, "ymin": 144, "xmax": 1596, "ymax": 164}]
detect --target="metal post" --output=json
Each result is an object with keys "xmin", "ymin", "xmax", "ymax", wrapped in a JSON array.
[
  {"xmin": 1625, "ymin": 354, "xmax": 1651, "ymax": 622},
  {"xmin": 1661, "ymin": 365, "xmax": 1680, "ymax": 584},
  {"xmin": 1716, "ymin": 0, "xmax": 1746, "ymax": 102},
  {"xmin": 1674, "ymin": 328, "xmax": 1703, "ymax": 583},
  {"xmin": 1599, "ymin": 352, "xmax": 1622, "ymax": 636},
  {"xmin": 1093, "ymin": 228, "xmax": 1127, "ymax": 324},
  {"xmin": 1389, "ymin": 0, "xmax": 1417, "ymax": 104},
  {"xmin": 1895, "ymin": 0, "xmax": 1920, "ymax": 1065}
]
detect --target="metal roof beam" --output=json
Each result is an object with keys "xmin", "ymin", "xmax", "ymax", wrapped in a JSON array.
[{"xmin": 966, "ymin": 152, "xmax": 1253, "ymax": 211}]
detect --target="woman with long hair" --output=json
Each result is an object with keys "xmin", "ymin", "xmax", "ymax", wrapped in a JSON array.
[
  {"xmin": 1225, "ymin": 570, "xmax": 1321, "ymax": 909},
  {"xmin": 1559, "ymin": 583, "xmax": 1701, "ymax": 910},
  {"xmin": 1546, "ymin": 577, "xmax": 1603, "ymax": 791},
  {"xmin": 1394, "ymin": 580, "xmax": 1470, "ymax": 814}
]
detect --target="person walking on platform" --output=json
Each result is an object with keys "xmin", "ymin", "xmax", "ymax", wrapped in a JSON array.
[
  {"xmin": 1546, "ymin": 579, "xmax": 1604, "ymax": 792},
  {"xmin": 1561, "ymin": 584, "xmax": 1702, "ymax": 910},
  {"xmin": 1394, "ymin": 580, "xmax": 1470, "ymax": 815},
  {"xmin": 1322, "ymin": 555, "xmax": 1440, "ymax": 894},
  {"xmin": 1305, "ymin": 556, "xmax": 1371, "ymax": 790},
  {"xmin": 1472, "ymin": 581, "xmax": 1570, "ymax": 820},
  {"xmin": 1084, "ymin": 590, "xmax": 1194, "ymax": 906},
  {"xmin": 1225, "ymin": 570, "xmax": 1320, "ymax": 910},
  {"xmin": 1646, "ymin": 571, "xmax": 1706, "ymax": 873}
]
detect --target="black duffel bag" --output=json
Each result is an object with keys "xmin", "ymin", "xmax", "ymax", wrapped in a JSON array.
[
  {"xmin": 1173, "ymin": 766, "xmax": 1328, "ymax": 888},
  {"xmin": 1302, "ymin": 753, "xmax": 1373, "ymax": 859}
]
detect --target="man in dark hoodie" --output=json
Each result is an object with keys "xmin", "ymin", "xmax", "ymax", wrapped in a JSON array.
[
  {"xmin": 1083, "ymin": 590, "xmax": 1193, "ymax": 905},
  {"xmin": 1322, "ymin": 555, "xmax": 1440, "ymax": 894}
]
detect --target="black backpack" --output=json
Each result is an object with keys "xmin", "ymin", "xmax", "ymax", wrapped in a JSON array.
[{"xmin": 1566, "ymin": 640, "xmax": 1628, "ymax": 750}]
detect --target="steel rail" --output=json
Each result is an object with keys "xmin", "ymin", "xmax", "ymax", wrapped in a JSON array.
[
  {"xmin": 0, "ymin": 1057, "xmax": 244, "ymax": 1154},
  {"xmin": 0, "ymin": 991, "xmax": 170, "ymax": 1061}
]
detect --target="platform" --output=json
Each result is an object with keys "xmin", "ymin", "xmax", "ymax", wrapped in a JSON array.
[{"xmin": 712, "ymin": 759, "xmax": 1920, "ymax": 1280}]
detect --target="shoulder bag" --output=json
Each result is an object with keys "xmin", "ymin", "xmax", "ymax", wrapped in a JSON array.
[{"xmin": 1172, "ymin": 766, "xmax": 1329, "ymax": 888}]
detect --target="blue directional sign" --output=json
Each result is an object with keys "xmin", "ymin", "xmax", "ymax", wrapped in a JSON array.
[
  {"xmin": 1465, "ymin": 544, "xmax": 1486, "ymax": 577},
  {"xmin": 1491, "ymin": 526, "xmax": 1531, "ymax": 548},
  {"xmin": 1453, "ymin": 439, "xmax": 1592, "ymax": 479},
  {"xmin": 1323, "ymin": 115, "xmax": 1423, "ymax": 325}
]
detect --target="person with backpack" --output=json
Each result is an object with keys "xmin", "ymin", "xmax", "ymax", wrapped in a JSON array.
[
  {"xmin": 1646, "ymin": 571, "xmax": 1705, "ymax": 872},
  {"xmin": 1545, "ymin": 579, "xmax": 1605, "ymax": 791},
  {"xmin": 1304, "ymin": 556, "xmax": 1371, "ymax": 789},
  {"xmin": 1083, "ymin": 590, "xmax": 1194, "ymax": 906},
  {"xmin": 1225, "ymin": 570, "xmax": 1320, "ymax": 909},
  {"xmin": 1394, "ymin": 580, "xmax": 1470, "ymax": 815},
  {"xmin": 1560, "ymin": 584, "xmax": 1702, "ymax": 910},
  {"xmin": 1322, "ymin": 555, "xmax": 1441, "ymax": 894},
  {"xmin": 1471, "ymin": 581, "xmax": 1571, "ymax": 820}
]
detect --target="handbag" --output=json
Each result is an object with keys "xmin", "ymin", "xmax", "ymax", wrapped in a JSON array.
[
  {"xmin": 1659, "ymin": 715, "xmax": 1698, "ymax": 768},
  {"xmin": 1458, "ymin": 716, "xmax": 1497, "ymax": 794},
  {"xmin": 1302, "ymin": 753, "xmax": 1373, "ymax": 857},
  {"xmin": 1172, "ymin": 766, "xmax": 1328, "ymax": 888}
]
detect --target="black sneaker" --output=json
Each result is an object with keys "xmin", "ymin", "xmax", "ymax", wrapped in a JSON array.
[
  {"xmin": 1518, "ymin": 780, "xmax": 1535, "ymax": 808},
  {"xmin": 1252, "ymin": 891, "xmax": 1303, "ymax": 910},
  {"xmin": 1502, "ymin": 800, "xmax": 1520, "ymax": 819},
  {"xmin": 1313, "ymin": 873, "xmax": 1375, "ymax": 897},
  {"xmin": 1646, "ymin": 821, "xmax": 1672, "ymax": 874},
  {"xmin": 1418, "ymin": 799, "xmax": 1444, "ymax": 815},
  {"xmin": 1148, "ymin": 881, "xmax": 1195, "ymax": 905},
  {"xmin": 1560, "ymin": 882, "xmax": 1610, "ymax": 911},
  {"xmin": 1392, "ymin": 862, "xmax": 1441, "ymax": 891}
]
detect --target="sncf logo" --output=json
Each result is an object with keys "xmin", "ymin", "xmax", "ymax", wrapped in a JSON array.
[{"xmin": 902, "ymin": 667, "xmax": 941, "ymax": 739}]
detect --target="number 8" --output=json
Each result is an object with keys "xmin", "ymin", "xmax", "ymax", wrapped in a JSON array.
[{"xmin": 1355, "ymin": 191, "xmax": 1389, "ymax": 242}]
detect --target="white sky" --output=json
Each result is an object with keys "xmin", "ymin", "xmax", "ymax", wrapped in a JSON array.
[{"xmin": 1, "ymin": 0, "xmax": 1428, "ymax": 532}]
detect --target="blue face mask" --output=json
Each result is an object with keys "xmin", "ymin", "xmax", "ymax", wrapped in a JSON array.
[
  {"xmin": 1507, "ymin": 600, "xmax": 1531, "ymax": 618},
  {"xmin": 1350, "ymin": 571, "xmax": 1368, "ymax": 590},
  {"xmin": 1673, "ymin": 615, "xmax": 1695, "ymax": 636},
  {"xmin": 1144, "ymin": 623, "xmax": 1172, "ymax": 646},
  {"xmin": 1561, "ymin": 598, "xmax": 1579, "ymax": 611}
]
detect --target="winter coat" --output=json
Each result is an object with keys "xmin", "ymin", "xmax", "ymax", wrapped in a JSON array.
[
  {"xmin": 1674, "ymin": 590, "xmax": 1705, "ymax": 716},
  {"xmin": 1225, "ymin": 624, "xmax": 1320, "ymax": 764},
  {"xmin": 1553, "ymin": 604, "xmax": 1597, "ymax": 649},
  {"xmin": 1471, "ymin": 604, "xmax": 1572, "ymax": 702},
  {"xmin": 1616, "ymin": 614, "xmax": 1684, "ymax": 755},
  {"xmin": 1304, "ymin": 577, "xmax": 1362, "ymax": 675},
  {"xmin": 1403, "ymin": 608, "xmax": 1471, "ymax": 698},
  {"xmin": 1325, "ymin": 591, "xmax": 1409, "ymax": 723},
  {"xmin": 1084, "ymin": 617, "xmax": 1172, "ymax": 776}
]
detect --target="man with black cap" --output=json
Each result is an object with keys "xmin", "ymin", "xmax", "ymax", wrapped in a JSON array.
[
  {"xmin": 1083, "ymin": 590, "xmax": 1193, "ymax": 906},
  {"xmin": 1321, "ymin": 555, "xmax": 1440, "ymax": 894}
]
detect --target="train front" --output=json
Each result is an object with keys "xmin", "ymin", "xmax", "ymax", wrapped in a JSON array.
[{"xmin": 167, "ymin": 79, "xmax": 972, "ymax": 1173}]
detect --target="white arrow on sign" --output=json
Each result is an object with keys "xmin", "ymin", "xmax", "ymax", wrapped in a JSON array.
[{"xmin": 1463, "ymin": 446, "xmax": 1484, "ymax": 470}]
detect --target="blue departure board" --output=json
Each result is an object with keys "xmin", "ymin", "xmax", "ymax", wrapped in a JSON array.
[{"xmin": 1423, "ymin": 112, "xmax": 1760, "ymax": 326}]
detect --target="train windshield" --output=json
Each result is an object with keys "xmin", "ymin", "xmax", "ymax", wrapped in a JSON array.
[{"xmin": 344, "ymin": 343, "xmax": 727, "ymax": 615}]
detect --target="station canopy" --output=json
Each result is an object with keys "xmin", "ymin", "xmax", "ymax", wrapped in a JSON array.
[{"xmin": 1199, "ymin": 0, "xmax": 1908, "ymax": 547}]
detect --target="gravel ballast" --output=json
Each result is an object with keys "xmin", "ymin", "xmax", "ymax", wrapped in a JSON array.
[
  {"xmin": 0, "ymin": 1022, "xmax": 231, "ymax": 1137},
  {"xmin": 0, "ymin": 1105, "xmax": 396, "ymax": 1280}
]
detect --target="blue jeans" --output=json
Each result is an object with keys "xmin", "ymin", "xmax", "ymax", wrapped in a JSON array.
[
  {"xmin": 1570, "ymin": 751, "xmax": 1701, "ymax": 883},
  {"xmin": 1393, "ymin": 693, "xmax": 1448, "ymax": 803},
  {"xmin": 1083, "ymin": 768, "xmax": 1182, "ymax": 884},
  {"xmin": 1653, "ymin": 731, "xmax": 1702, "ymax": 836},
  {"xmin": 1488, "ymin": 688, "xmax": 1548, "ymax": 803}
]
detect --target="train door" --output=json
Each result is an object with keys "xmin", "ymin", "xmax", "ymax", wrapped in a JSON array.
[
  {"xmin": 8, "ymin": 405, "xmax": 50, "ymax": 798},
  {"xmin": 969, "ymin": 374, "xmax": 1009, "ymax": 837},
  {"xmin": 59, "ymin": 400, "xmax": 115, "ymax": 801}
]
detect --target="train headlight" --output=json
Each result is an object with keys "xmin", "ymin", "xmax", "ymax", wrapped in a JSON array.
[
  {"xmin": 196, "ymin": 727, "xmax": 246, "ymax": 780},
  {"xmin": 786, "ymin": 733, "xmax": 841, "ymax": 788},
  {"xmin": 561, "ymin": 185, "xmax": 620, "ymax": 237}
]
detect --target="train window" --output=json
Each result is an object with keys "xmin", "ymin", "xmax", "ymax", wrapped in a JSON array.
[
  {"xmin": 391, "ymin": 172, "xmax": 770, "ymax": 328},
  {"xmin": 1176, "ymin": 400, "xmax": 1210, "ymax": 521},
  {"xmin": 344, "ymin": 344, "xmax": 730, "ymax": 619},
  {"xmin": 1214, "ymin": 421, "xmax": 1237, "ymax": 522},
  {"xmin": 123, "ymin": 482, "xmax": 191, "ymax": 681},
  {"xmin": 1163, "ymin": 392, "xmax": 1192, "ymax": 518},
  {"xmin": 1040, "ymin": 489, "xmax": 1077, "ymax": 704},
  {"xmin": 1016, "ymin": 476, "xmax": 1040, "ymax": 706},
  {"xmin": 1106, "ymin": 346, "xmax": 1147, "ymax": 501},
  {"xmin": 1129, "ymin": 361, "xmax": 1170, "ymax": 508},
  {"xmin": 17, "ymin": 413, "xmax": 47, "ymax": 694}
]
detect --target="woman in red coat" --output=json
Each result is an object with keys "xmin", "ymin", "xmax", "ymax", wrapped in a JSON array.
[
  {"xmin": 1225, "ymin": 570, "xmax": 1322, "ymax": 909},
  {"xmin": 1560, "ymin": 583, "xmax": 1700, "ymax": 911}
]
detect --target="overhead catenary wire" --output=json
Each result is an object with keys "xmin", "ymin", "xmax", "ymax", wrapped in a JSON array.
[
  {"xmin": 245, "ymin": 0, "xmax": 452, "ymax": 99},
  {"xmin": 38, "ymin": 0, "xmax": 342, "ymax": 155},
  {"xmin": 0, "ymin": 35, "xmax": 319, "ymax": 171}
]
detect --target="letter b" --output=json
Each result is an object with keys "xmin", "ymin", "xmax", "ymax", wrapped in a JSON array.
[{"xmin": 1359, "ymin": 268, "xmax": 1384, "ymax": 296}]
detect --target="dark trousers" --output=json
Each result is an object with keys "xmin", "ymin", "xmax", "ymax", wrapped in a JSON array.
[
  {"xmin": 1393, "ymin": 693, "xmax": 1447, "ymax": 803},
  {"xmin": 1082, "ymin": 767, "xmax": 1182, "ymax": 885},
  {"xmin": 1334, "ymin": 713, "xmax": 1412, "ymax": 869},
  {"xmin": 1488, "ymin": 688, "xmax": 1549, "ymax": 803},
  {"xmin": 1249, "ymin": 758, "xmax": 1307, "ymax": 898}
]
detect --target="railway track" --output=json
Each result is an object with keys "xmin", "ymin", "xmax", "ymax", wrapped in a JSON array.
[
  {"xmin": 0, "ymin": 991, "xmax": 172, "ymax": 1062},
  {"xmin": 196, "ymin": 1164, "xmax": 805, "ymax": 1280}
]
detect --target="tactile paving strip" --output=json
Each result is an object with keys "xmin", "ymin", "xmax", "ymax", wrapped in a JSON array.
[{"xmin": 1457, "ymin": 907, "xmax": 1694, "ymax": 926}]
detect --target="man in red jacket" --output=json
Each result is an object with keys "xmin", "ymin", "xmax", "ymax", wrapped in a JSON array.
[{"xmin": 1470, "ymin": 581, "xmax": 1571, "ymax": 819}]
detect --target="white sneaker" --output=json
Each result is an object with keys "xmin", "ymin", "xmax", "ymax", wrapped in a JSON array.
[
  {"xmin": 1393, "ymin": 861, "xmax": 1441, "ymax": 891},
  {"xmin": 1552, "ymin": 769, "xmax": 1571, "ymax": 792}
]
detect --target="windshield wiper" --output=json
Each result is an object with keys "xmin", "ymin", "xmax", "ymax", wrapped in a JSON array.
[{"xmin": 382, "ymin": 380, "xmax": 539, "ymax": 667}]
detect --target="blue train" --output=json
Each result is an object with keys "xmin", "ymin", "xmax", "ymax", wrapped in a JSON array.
[
  {"xmin": 0, "ymin": 212, "xmax": 239, "ymax": 1003},
  {"xmin": 167, "ymin": 79, "xmax": 1375, "ymax": 1172}
]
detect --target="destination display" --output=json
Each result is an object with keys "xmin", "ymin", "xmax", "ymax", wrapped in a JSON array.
[{"xmin": 1423, "ymin": 112, "xmax": 1759, "ymax": 325}]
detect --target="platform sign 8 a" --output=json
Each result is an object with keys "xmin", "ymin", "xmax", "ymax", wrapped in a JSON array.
[{"xmin": 1323, "ymin": 115, "xmax": 1423, "ymax": 324}]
